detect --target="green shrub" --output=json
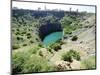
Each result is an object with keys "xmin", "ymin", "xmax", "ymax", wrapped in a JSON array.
[
  {"xmin": 79, "ymin": 24, "xmax": 83, "ymax": 26},
  {"xmin": 64, "ymin": 28, "xmax": 72, "ymax": 35},
  {"xmin": 16, "ymin": 28, "xmax": 19, "ymax": 31},
  {"xmin": 62, "ymin": 49, "xmax": 80, "ymax": 62},
  {"xmin": 23, "ymin": 43, "xmax": 27, "ymax": 46},
  {"xmin": 49, "ymin": 40, "xmax": 63, "ymax": 51},
  {"xmin": 71, "ymin": 35, "xmax": 78, "ymax": 41},
  {"xmin": 65, "ymin": 30, "xmax": 72, "ymax": 34},
  {"xmin": 38, "ymin": 50, "xmax": 43, "ymax": 57},
  {"xmin": 47, "ymin": 47, "xmax": 53, "ymax": 54},
  {"xmin": 27, "ymin": 35, "xmax": 32, "ymax": 39},
  {"xmin": 26, "ymin": 33, "xmax": 32, "ymax": 39},
  {"xmin": 69, "ymin": 50, "xmax": 80, "ymax": 61},
  {"xmin": 60, "ymin": 16, "xmax": 73, "ymax": 28},
  {"xmin": 12, "ymin": 44, "xmax": 20, "ymax": 49},
  {"xmin": 15, "ymin": 32, "xmax": 20, "ymax": 35},
  {"xmin": 36, "ymin": 38, "xmax": 39, "ymax": 41},
  {"xmin": 56, "ymin": 40, "xmax": 65, "ymax": 45},
  {"xmin": 84, "ymin": 26, "xmax": 89, "ymax": 28},
  {"xmin": 16, "ymin": 36, "xmax": 21, "ymax": 40},
  {"xmin": 62, "ymin": 52, "xmax": 73, "ymax": 62},
  {"xmin": 49, "ymin": 43, "xmax": 61, "ymax": 51},
  {"xmin": 12, "ymin": 52, "xmax": 30, "ymax": 74},
  {"xmin": 28, "ymin": 46, "xmax": 40, "ymax": 54},
  {"xmin": 30, "ymin": 40, "xmax": 34, "ymax": 43},
  {"xmin": 81, "ymin": 56, "xmax": 96, "ymax": 69},
  {"xmin": 12, "ymin": 50, "xmax": 56, "ymax": 73},
  {"xmin": 38, "ymin": 43, "xmax": 44, "ymax": 48},
  {"xmin": 21, "ymin": 31, "xmax": 26, "ymax": 34},
  {"xmin": 22, "ymin": 54, "xmax": 54, "ymax": 73},
  {"xmin": 12, "ymin": 51, "xmax": 56, "ymax": 73},
  {"xmin": 26, "ymin": 33, "xmax": 31, "ymax": 36}
]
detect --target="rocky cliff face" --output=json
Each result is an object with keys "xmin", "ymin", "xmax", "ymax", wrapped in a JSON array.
[{"xmin": 39, "ymin": 23, "xmax": 63, "ymax": 41}]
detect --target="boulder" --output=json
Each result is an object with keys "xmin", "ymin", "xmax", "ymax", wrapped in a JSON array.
[{"xmin": 54, "ymin": 60, "xmax": 71, "ymax": 71}]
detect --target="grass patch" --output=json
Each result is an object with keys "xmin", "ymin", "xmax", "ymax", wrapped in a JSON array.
[{"xmin": 81, "ymin": 56, "xmax": 96, "ymax": 69}]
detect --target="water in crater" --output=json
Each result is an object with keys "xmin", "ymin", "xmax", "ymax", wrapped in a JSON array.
[{"xmin": 43, "ymin": 31, "xmax": 63, "ymax": 46}]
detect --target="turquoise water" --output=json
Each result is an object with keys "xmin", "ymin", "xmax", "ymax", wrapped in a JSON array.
[{"xmin": 43, "ymin": 32, "xmax": 63, "ymax": 46}]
